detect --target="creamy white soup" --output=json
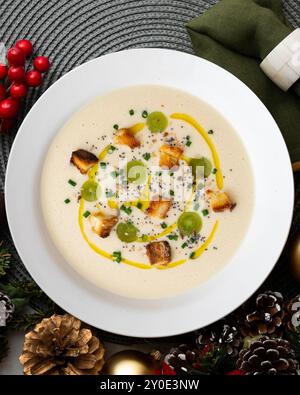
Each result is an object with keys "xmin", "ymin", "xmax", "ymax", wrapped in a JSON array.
[{"xmin": 41, "ymin": 85, "xmax": 254, "ymax": 299}]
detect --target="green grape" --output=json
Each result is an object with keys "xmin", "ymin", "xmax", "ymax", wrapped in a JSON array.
[
  {"xmin": 178, "ymin": 212, "xmax": 202, "ymax": 236},
  {"xmin": 116, "ymin": 222, "xmax": 138, "ymax": 243},
  {"xmin": 189, "ymin": 157, "xmax": 212, "ymax": 179},
  {"xmin": 126, "ymin": 160, "xmax": 148, "ymax": 184},
  {"xmin": 146, "ymin": 111, "xmax": 168, "ymax": 133},
  {"xmin": 81, "ymin": 180, "xmax": 100, "ymax": 202}
]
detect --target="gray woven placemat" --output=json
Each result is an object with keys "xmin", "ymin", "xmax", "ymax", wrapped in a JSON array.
[{"xmin": 0, "ymin": 0, "xmax": 299, "ymax": 343}]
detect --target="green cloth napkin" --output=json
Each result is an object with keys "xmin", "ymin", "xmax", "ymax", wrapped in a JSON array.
[{"xmin": 187, "ymin": 0, "xmax": 300, "ymax": 166}]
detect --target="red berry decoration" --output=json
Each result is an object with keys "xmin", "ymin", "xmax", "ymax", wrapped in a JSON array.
[
  {"xmin": 0, "ymin": 64, "xmax": 8, "ymax": 79},
  {"xmin": 33, "ymin": 56, "xmax": 50, "ymax": 72},
  {"xmin": 8, "ymin": 66, "xmax": 25, "ymax": 82},
  {"xmin": 0, "ymin": 84, "xmax": 6, "ymax": 101},
  {"xmin": 7, "ymin": 47, "xmax": 25, "ymax": 66},
  {"xmin": 15, "ymin": 39, "xmax": 33, "ymax": 57},
  {"xmin": 26, "ymin": 69, "xmax": 42, "ymax": 87},
  {"xmin": 0, "ymin": 97, "xmax": 19, "ymax": 118},
  {"xmin": 10, "ymin": 83, "xmax": 27, "ymax": 99}
]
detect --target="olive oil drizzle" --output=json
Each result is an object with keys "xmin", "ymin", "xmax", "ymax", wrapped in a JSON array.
[
  {"xmin": 170, "ymin": 113, "xmax": 223, "ymax": 190},
  {"xmin": 78, "ymin": 117, "xmax": 220, "ymax": 269}
]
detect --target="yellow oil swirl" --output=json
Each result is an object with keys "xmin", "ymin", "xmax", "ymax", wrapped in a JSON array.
[
  {"xmin": 78, "ymin": 117, "xmax": 220, "ymax": 270},
  {"xmin": 129, "ymin": 122, "xmax": 145, "ymax": 134},
  {"xmin": 79, "ymin": 197, "xmax": 218, "ymax": 270},
  {"xmin": 171, "ymin": 113, "xmax": 223, "ymax": 190}
]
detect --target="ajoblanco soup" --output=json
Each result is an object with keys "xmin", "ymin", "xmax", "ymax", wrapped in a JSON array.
[{"xmin": 41, "ymin": 86, "xmax": 254, "ymax": 299}]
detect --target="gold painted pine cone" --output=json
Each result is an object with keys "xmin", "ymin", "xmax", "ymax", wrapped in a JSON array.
[{"xmin": 19, "ymin": 314, "xmax": 105, "ymax": 375}]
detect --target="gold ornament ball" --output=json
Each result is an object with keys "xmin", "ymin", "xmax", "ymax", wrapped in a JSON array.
[
  {"xmin": 289, "ymin": 233, "xmax": 300, "ymax": 283},
  {"xmin": 102, "ymin": 350, "xmax": 160, "ymax": 375}
]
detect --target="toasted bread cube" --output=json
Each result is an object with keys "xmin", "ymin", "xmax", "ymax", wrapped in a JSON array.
[
  {"xmin": 148, "ymin": 199, "xmax": 172, "ymax": 219},
  {"xmin": 89, "ymin": 212, "xmax": 118, "ymax": 238},
  {"xmin": 159, "ymin": 144, "xmax": 183, "ymax": 169},
  {"xmin": 114, "ymin": 128, "xmax": 140, "ymax": 149},
  {"xmin": 206, "ymin": 190, "xmax": 235, "ymax": 212},
  {"xmin": 146, "ymin": 241, "xmax": 171, "ymax": 266},
  {"xmin": 70, "ymin": 149, "xmax": 98, "ymax": 174}
]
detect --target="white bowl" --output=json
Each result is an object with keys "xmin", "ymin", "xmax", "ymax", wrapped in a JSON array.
[{"xmin": 5, "ymin": 49, "xmax": 294, "ymax": 337}]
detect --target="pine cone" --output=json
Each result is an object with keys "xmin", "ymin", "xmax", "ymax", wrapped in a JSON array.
[
  {"xmin": 240, "ymin": 291, "xmax": 284, "ymax": 337},
  {"xmin": 0, "ymin": 291, "xmax": 14, "ymax": 325},
  {"xmin": 19, "ymin": 314, "xmax": 105, "ymax": 375},
  {"xmin": 164, "ymin": 344, "xmax": 200, "ymax": 374},
  {"xmin": 237, "ymin": 337, "xmax": 298, "ymax": 375},
  {"xmin": 286, "ymin": 295, "xmax": 300, "ymax": 332},
  {"xmin": 197, "ymin": 322, "xmax": 243, "ymax": 356}
]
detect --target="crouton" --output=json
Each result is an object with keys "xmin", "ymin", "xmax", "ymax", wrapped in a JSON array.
[
  {"xmin": 70, "ymin": 149, "xmax": 98, "ymax": 174},
  {"xmin": 148, "ymin": 199, "xmax": 172, "ymax": 219},
  {"xmin": 159, "ymin": 144, "xmax": 183, "ymax": 169},
  {"xmin": 146, "ymin": 241, "xmax": 171, "ymax": 266},
  {"xmin": 206, "ymin": 190, "xmax": 235, "ymax": 212},
  {"xmin": 89, "ymin": 212, "xmax": 118, "ymax": 238},
  {"xmin": 114, "ymin": 128, "xmax": 140, "ymax": 149}
]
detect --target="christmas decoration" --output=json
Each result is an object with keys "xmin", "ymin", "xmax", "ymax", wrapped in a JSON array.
[
  {"xmin": 0, "ymin": 241, "xmax": 10, "ymax": 277},
  {"xmin": 19, "ymin": 314, "xmax": 105, "ymax": 375},
  {"xmin": 239, "ymin": 291, "xmax": 284, "ymax": 337},
  {"xmin": 0, "ymin": 38, "xmax": 50, "ymax": 134},
  {"xmin": 102, "ymin": 350, "xmax": 159, "ymax": 375},
  {"xmin": 0, "ymin": 291, "xmax": 14, "ymax": 323},
  {"xmin": 289, "ymin": 233, "xmax": 300, "ymax": 283},
  {"xmin": 237, "ymin": 337, "xmax": 298, "ymax": 375},
  {"xmin": 286, "ymin": 294, "xmax": 300, "ymax": 332},
  {"xmin": 197, "ymin": 321, "xmax": 243, "ymax": 356}
]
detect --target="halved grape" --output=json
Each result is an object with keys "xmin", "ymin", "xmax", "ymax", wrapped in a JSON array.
[
  {"xmin": 189, "ymin": 157, "xmax": 212, "ymax": 179},
  {"xmin": 81, "ymin": 180, "xmax": 100, "ymax": 202},
  {"xmin": 178, "ymin": 212, "xmax": 202, "ymax": 236},
  {"xmin": 146, "ymin": 111, "xmax": 168, "ymax": 133},
  {"xmin": 116, "ymin": 222, "xmax": 138, "ymax": 243},
  {"xmin": 126, "ymin": 160, "xmax": 148, "ymax": 184}
]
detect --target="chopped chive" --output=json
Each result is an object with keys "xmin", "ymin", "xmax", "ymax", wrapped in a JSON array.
[
  {"xmin": 186, "ymin": 140, "xmax": 192, "ymax": 147},
  {"xmin": 143, "ymin": 152, "xmax": 151, "ymax": 161},
  {"xmin": 170, "ymin": 190, "xmax": 175, "ymax": 196},
  {"xmin": 202, "ymin": 209, "xmax": 209, "ymax": 216},
  {"xmin": 64, "ymin": 198, "xmax": 71, "ymax": 204},
  {"xmin": 68, "ymin": 179, "xmax": 77, "ymax": 187},
  {"xmin": 129, "ymin": 109, "xmax": 134, "ymax": 116},
  {"xmin": 83, "ymin": 210, "xmax": 91, "ymax": 218},
  {"xmin": 100, "ymin": 162, "xmax": 107, "ymax": 169},
  {"xmin": 212, "ymin": 168, "xmax": 217, "ymax": 174},
  {"xmin": 112, "ymin": 251, "xmax": 122, "ymax": 263},
  {"xmin": 110, "ymin": 170, "xmax": 118, "ymax": 178},
  {"xmin": 120, "ymin": 204, "xmax": 132, "ymax": 215},
  {"xmin": 113, "ymin": 124, "xmax": 119, "ymax": 130},
  {"xmin": 189, "ymin": 252, "xmax": 196, "ymax": 259},
  {"xmin": 167, "ymin": 234, "xmax": 179, "ymax": 241},
  {"xmin": 181, "ymin": 242, "xmax": 188, "ymax": 249},
  {"xmin": 108, "ymin": 145, "xmax": 116, "ymax": 154},
  {"xmin": 142, "ymin": 110, "xmax": 148, "ymax": 118},
  {"xmin": 169, "ymin": 171, "xmax": 174, "ymax": 177},
  {"xmin": 161, "ymin": 222, "xmax": 168, "ymax": 229},
  {"xmin": 208, "ymin": 129, "xmax": 214, "ymax": 135},
  {"xmin": 137, "ymin": 202, "xmax": 142, "ymax": 209}
]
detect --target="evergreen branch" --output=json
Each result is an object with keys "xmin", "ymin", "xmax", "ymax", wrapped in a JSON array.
[
  {"xmin": 9, "ymin": 311, "xmax": 46, "ymax": 331},
  {"xmin": 0, "ymin": 241, "xmax": 10, "ymax": 277}
]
